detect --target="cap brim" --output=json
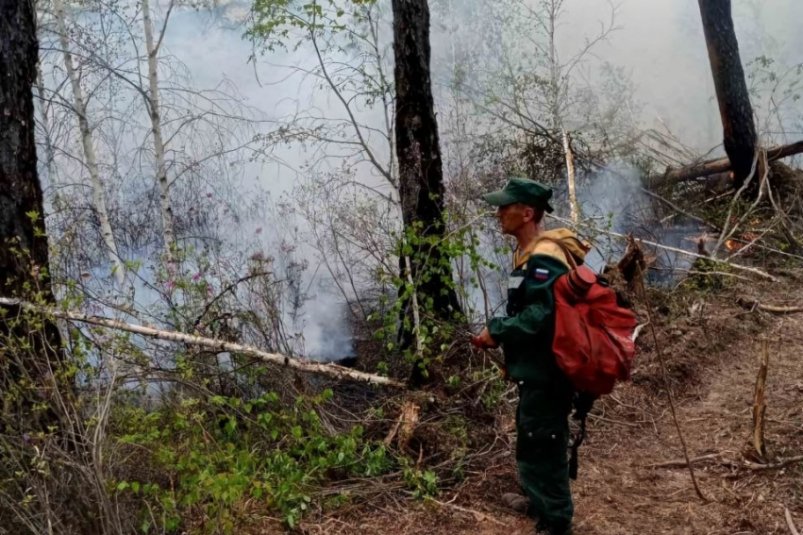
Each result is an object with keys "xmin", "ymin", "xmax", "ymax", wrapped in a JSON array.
[
  {"xmin": 483, "ymin": 190, "xmax": 516, "ymax": 206},
  {"xmin": 544, "ymin": 202, "xmax": 554, "ymax": 213}
]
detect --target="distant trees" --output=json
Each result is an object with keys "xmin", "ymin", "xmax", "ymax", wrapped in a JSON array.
[{"xmin": 37, "ymin": 0, "xmax": 260, "ymax": 296}]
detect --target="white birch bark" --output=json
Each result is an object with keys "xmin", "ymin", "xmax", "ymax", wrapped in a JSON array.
[
  {"xmin": 53, "ymin": 0, "xmax": 126, "ymax": 288},
  {"xmin": 0, "ymin": 297, "xmax": 404, "ymax": 388},
  {"xmin": 142, "ymin": 0, "xmax": 176, "ymax": 266}
]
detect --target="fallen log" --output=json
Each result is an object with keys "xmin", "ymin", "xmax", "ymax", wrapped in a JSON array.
[
  {"xmin": 0, "ymin": 297, "xmax": 405, "ymax": 388},
  {"xmin": 648, "ymin": 139, "xmax": 803, "ymax": 189}
]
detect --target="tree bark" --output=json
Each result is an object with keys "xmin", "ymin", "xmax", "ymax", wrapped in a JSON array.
[
  {"xmin": 0, "ymin": 0, "xmax": 66, "ymax": 430},
  {"xmin": 392, "ymin": 0, "xmax": 461, "ymax": 382},
  {"xmin": 143, "ymin": 0, "xmax": 176, "ymax": 267},
  {"xmin": 698, "ymin": 0, "xmax": 757, "ymax": 188},
  {"xmin": 53, "ymin": 0, "xmax": 126, "ymax": 288}
]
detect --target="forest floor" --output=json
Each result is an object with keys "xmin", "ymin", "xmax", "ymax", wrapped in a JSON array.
[{"xmin": 259, "ymin": 268, "xmax": 803, "ymax": 535}]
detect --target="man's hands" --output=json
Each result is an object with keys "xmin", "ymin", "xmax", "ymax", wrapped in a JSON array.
[{"xmin": 470, "ymin": 327, "xmax": 498, "ymax": 349}]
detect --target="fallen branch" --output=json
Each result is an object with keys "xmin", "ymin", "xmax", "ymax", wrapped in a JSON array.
[
  {"xmin": 428, "ymin": 498, "xmax": 507, "ymax": 526},
  {"xmin": 744, "ymin": 454, "xmax": 803, "ymax": 471},
  {"xmin": 652, "ymin": 139, "xmax": 803, "ymax": 187},
  {"xmin": 644, "ymin": 453, "xmax": 803, "ymax": 471},
  {"xmin": 737, "ymin": 298, "xmax": 803, "ymax": 314},
  {"xmin": 632, "ymin": 322, "xmax": 649, "ymax": 342},
  {"xmin": 0, "ymin": 297, "xmax": 404, "ymax": 388},
  {"xmin": 786, "ymin": 507, "xmax": 801, "ymax": 535},
  {"xmin": 644, "ymin": 453, "xmax": 723, "ymax": 469},
  {"xmin": 748, "ymin": 340, "xmax": 769, "ymax": 462}
]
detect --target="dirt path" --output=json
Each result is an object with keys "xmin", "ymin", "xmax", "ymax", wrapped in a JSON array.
[{"xmin": 293, "ymin": 277, "xmax": 803, "ymax": 535}]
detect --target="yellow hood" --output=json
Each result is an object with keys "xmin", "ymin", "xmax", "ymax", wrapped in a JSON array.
[{"xmin": 515, "ymin": 228, "xmax": 591, "ymax": 269}]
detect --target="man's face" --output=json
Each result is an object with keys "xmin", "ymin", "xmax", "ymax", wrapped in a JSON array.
[{"xmin": 496, "ymin": 203, "xmax": 534, "ymax": 235}]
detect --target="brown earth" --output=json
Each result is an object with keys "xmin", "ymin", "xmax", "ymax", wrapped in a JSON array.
[{"xmin": 258, "ymin": 270, "xmax": 803, "ymax": 535}]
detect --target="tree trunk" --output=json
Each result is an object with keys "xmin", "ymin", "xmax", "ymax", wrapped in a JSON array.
[
  {"xmin": 143, "ymin": 0, "xmax": 176, "ymax": 267},
  {"xmin": 392, "ymin": 0, "xmax": 461, "ymax": 382},
  {"xmin": 698, "ymin": 0, "xmax": 757, "ymax": 188},
  {"xmin": 53, "ymin": 0, "xmax": 127, "ymax": 288},
  {"xmin": 0, "ymin": 0, "xmax": 66, "ymax": 431}
]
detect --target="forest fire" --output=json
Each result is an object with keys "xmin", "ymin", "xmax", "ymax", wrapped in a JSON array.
[{"xmin": 725, "ymin": 232, "xmax": 760, "ymax": 253}]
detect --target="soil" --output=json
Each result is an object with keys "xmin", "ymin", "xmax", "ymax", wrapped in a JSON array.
[{"xmin": 260, "ymin": 270, "xmax": 803, "ymax": 535}]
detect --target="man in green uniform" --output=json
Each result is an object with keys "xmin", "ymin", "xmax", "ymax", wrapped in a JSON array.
[{"xmin": 472, "ymin": 177, "xmax": 587, "ymax": 535}]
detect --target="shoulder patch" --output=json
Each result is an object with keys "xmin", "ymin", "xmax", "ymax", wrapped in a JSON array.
[{"xmin": 532, "ymin": 267, "xmax": 550, "ymax": 281}]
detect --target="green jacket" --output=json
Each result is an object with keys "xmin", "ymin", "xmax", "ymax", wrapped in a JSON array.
[{"xmin": 488, "ymin": 252, "xmax": 573, "ymax": 411}]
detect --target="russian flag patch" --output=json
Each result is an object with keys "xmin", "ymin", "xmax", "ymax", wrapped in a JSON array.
[{"xmin": 533, "ymin": 268, "xmax": 550, "ymax": 281}]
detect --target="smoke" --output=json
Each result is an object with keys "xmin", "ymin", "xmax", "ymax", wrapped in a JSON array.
[{"xmin": 42, "ymin": 0, "xmax": 801, "ymax": 361}]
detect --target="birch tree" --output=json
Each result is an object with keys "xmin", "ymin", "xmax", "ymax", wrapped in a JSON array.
[
  {"xmin": 142, "ymin": 0, "xmax": 178, "ymax": 266},
  {"xmin": 52, "ymin": 0, "xmax": 127, "ymax": 287}
]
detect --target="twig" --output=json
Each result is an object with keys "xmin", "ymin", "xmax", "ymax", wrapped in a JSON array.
[
  {"xmin": 638, "ymin": 286, "xmax": 710, "ymax": 502},
  {"xmin": 711, "ymin": 150, "xmax": 764, "ymax": 259},
  {"xmin": 428, "ymin": 498, "xmax": 507, "ymax": 526},
  {"xmin": 641, "ymin": 188, "xmax": 713, "ymax": 227},
  {"xmin": 644, "ymin": 453, "xmax": 723, "ymax": 469},
  {"xmin": 403, "ymin": 255, "xmax": 423, "ymax": 361},
  {"xmin": 0, "ymin": 297, "xmax": 404, "ymax": 388},
  {"xmin": 786, "ymin": 507, "xmax": 801, "ymax": 535}
]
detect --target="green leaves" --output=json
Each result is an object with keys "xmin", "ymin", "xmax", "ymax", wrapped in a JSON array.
[
  {"xmin": 248, "ymin": 0, "xmax": 378, "ymax": 52},
  {"xmin": 112, "ymin": 390, "xmax": 392, "ymax": 533}
]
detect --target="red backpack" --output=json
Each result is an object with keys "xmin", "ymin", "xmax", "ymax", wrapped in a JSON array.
[{"xmin": 539, "ymin": 237, "xmax": 638, "ymax": 397}]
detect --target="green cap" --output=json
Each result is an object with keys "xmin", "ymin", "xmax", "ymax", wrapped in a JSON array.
[{"xmin": 483, "ymin": 177, "xmax": 554, "ymax": 212}]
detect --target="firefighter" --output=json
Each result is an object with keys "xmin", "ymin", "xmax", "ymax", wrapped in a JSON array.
[{"xmin": 472, "ymin": 177, "xmax": 588, "ymax": 535}]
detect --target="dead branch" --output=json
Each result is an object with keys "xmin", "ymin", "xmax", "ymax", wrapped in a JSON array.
[
  {"xmin": 0, "ymin": 297, "xmax": 404, "ymax": 388},
  {"xmin": 747, "ymin": 340, "xmax": 769, "ymax": 462},
  {"xmin": 644, "ymin": 453, "xmax": 723, "ymax": 469},
  {"xmin": 632, "ymin": 322, "xmax": 649, "ymax": 342},
  {"xmin": 744, "ymin": 454, "xmax": 803, "ymax": 471},
  {"xmin": 786, "ymin": 507, "xmax": 801, "ymax": 535},
  {"xmin": 710, "ymin": 150, "xmax": 764, "ymax": 259},
  {"xmin": 428, "ymin": 498, "xmax": 507, "ymax": 526},
  {"xmin": 651, "ymin": 139, "xmax": 803, "ymax": 188},
  {"xmin": 737, "ymin": 298, "xmax": 803, "ymax": 314}
]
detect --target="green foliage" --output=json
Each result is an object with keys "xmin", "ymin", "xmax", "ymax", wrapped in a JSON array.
[
  {"xmin": 113, "ymin": 389, "xmax": 392, "ymax": 533},
  {"xmin": 248, "ymin": 0, "xmax": 377, "ymax": 51},
  {"xmin": 371, "ymin": 218, "xmax": 492, "ymax": 378},
  {"xmin": 399, "ymin": 458, "xmax": 439, "ymax": 500}
]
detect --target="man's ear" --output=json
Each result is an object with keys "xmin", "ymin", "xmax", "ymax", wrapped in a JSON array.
[{"xmin": 522, "ymin": 206, "xmax": 535, "ymax": 222}]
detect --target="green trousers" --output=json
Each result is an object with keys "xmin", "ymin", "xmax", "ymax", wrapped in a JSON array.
[{"xmin": 516, "ymin": 386, "xmax": 573, "ymax": 533}]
